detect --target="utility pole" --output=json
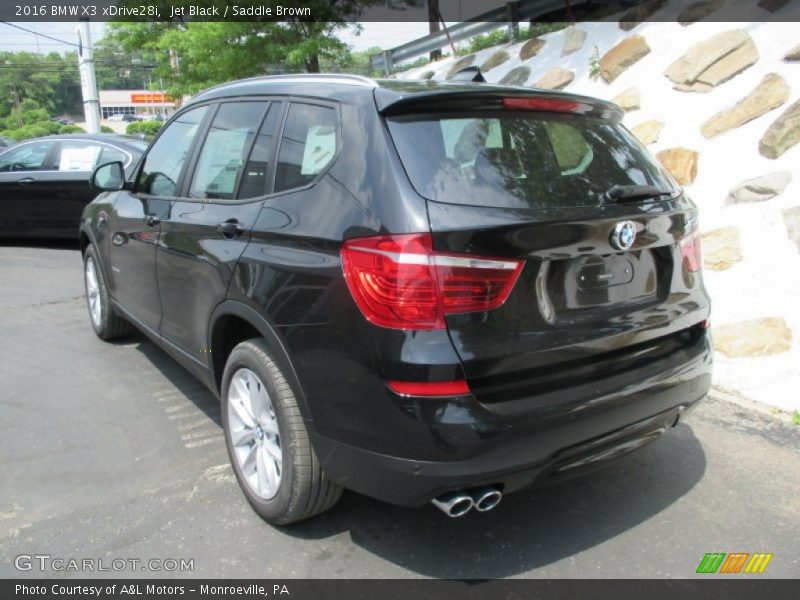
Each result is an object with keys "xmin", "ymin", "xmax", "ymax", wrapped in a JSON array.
[
  {"xmin": 428, "ymin": 0, "xmax": 441, "ymax": 61},
  {"xmin": 10, "ymin": 84, "xmax": 23, "ymax": 127},
  {"xmin": 76, "ymin": 19, "xmax": 101, "ymax": 134}
]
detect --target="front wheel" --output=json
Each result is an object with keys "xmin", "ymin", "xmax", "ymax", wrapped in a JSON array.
[
  {"xmin": 221, "ymin": 339, "xmax": 342, "ymax": 525},
  {"xmin": 83, "ymin": 245, "xmax": 132, "ymax": 340}
]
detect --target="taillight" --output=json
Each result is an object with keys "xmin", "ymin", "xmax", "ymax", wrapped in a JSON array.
[
  {"xmin": 680, "ymin": 231, "xmax": 702, "ymax": 273},
  {"xmin": 341, "ymin": 233, "xmax": 523, "ymax": 330},
  {"xmin": 502, "ymin": 97, "xmax": 587, "ymax": 113}
]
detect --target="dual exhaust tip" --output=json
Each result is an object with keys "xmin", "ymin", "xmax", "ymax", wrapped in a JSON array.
[{"xmin": 431, "ymin": 486, "xmax": 502, "ymax": 518}]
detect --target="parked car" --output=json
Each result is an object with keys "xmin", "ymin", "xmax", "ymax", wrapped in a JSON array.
[
  {"xmin": 0, "ymin": 136, "xmax": 15, "ymax": 148},
  {"xmin": 81, "ymin": 74, "xmax": 712, "ymax": 524},
  {"xmin": 0, "ymin": 134, "xmax": 146, "ymax": 238},
  {"xmin": 106, "ymin": 114, "xmax": 125, "ymax": 122},
  {"xmin": 122, "ymin": 114, "xmax": 142, "ymax": 123},
  {"xmin": 51, "ymin": 115, "xmax": 75, "ymax": 126}
]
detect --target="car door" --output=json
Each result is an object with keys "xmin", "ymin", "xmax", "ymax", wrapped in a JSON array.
[
  {"xmin": 0, "ymin": 140, "xmax": 57, "ymax": 237},
  {"xmin": 156, "ymin": 100, "xmax": 282, "ymax": 366},
  {"xmin": 35, "ymin": 140, "xmax": 133, "ymax": 237},
  {"xmin": 107, "ymin": 105, "xmax": 210, "ymax": 333}
]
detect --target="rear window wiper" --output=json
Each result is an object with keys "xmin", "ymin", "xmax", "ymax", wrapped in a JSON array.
[{"xmin": 604, "ymin": 184, "xmax": 673, "ymax": 203}]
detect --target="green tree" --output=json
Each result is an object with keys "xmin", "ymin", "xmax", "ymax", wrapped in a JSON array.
[
  {"xmin": 0, "ymin": 51, "xmax": 83, "ymax": 117},
  {"xmin": 106, "ymin": 0, "xmax": 420, "ymax": 97}
]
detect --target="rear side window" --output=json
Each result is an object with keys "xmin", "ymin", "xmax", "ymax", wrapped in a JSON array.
[
  {"xmin": 138, "ymin": 105, "xmax": 208, "ymax": 197},
  {"xmin": 274, "ymin": 103, "xmax": 337, "ymax": 193},
  {"xmin": 99, "ymin": 145, "xmax": 129, "ymax": 167},
  {"xmin": 387, "ymin": 113, "xmax": 674, "ymax": 209},
  {"xmin": 53, "ymin": 141, "xmax": 103, "ymax": 172},
  {"xmin": 189, "ymin": 101, "xmax": 269, "ymax": 201}
]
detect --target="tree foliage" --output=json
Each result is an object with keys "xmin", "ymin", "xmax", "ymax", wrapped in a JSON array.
[
  {"xmin": 0, "ymin": 44, "xmax": 162, "ymax": 131},
  {"xmin": 0, "ymin": 99, "xmax": 87, "ymax": 141},
  {"xmin": 107, "ymin": 0, "xmax": 420, "ymax": 97},
  {"xmin": 126, "ymin": 120, "xmax": 163, "ymax": 137}
]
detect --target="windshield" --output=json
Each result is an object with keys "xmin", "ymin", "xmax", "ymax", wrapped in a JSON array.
[{"xmin": 386, "ymin": 112, "xmax": 676, "ymax": 209}]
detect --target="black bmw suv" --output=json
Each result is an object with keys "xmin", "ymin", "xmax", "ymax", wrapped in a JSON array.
[{"xmin": 80, "ymin": 74, "xmax": 711, "ymax": 524}]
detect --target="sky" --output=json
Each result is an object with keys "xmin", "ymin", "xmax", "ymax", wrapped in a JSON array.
[{"xmin": 0, "ymin": 21, "xmax": 435, "ymax": 54}]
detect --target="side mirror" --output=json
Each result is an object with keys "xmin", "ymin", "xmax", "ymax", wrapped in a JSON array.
[{"xmin": 91, "ymin": 161, "xmax": 126, "ymax": 191}]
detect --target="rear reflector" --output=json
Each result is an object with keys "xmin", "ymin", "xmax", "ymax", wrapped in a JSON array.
[
  {"xmin": 680, "ymin": 231, "xmax": 702, "ymax": 273},
  {"xmin": 341, "ymin": 233, "xmax": 523, "ymax": 330},
  {"xmin": 388, "ymin": 380, "xmax": 470, "ymax": 397},
  {"xmin": 502, "ymin": 97, "xmax": 586, "ymax": 113}
]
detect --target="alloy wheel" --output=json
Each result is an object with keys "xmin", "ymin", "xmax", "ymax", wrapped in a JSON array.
[
  {"xmin": 227, "ymin": 368, "xmax": 283, "ymax": 499},
  {"xmin": 85, "ymin": 256, "xmax": 102, "ymax": 328}
]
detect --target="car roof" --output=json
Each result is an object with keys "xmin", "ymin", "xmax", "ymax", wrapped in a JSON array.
[
  {"xmin": 13, "ymin": 134, "xmax": 147, "ymax": 152},
  {"xmin": 186, "ymin": 73, "xmax": 622, "ymax": 121}
]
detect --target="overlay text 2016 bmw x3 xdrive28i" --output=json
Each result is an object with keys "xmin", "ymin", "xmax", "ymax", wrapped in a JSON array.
[{"xmin": 79, "ymin": 74, "xmax": 712, "ymax": 524}]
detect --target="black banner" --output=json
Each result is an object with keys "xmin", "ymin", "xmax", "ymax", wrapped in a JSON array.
[
  {"xmin": 4, "ymin": 579, "xmax": 800, "ymax": 600},
  {"xmin": 0, "ymin": 0, "xmax": 798, "ymax": 22}
]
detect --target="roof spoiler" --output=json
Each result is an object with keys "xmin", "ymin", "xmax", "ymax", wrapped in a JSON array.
[{"xmin": 375, "ymin": 88, "xmax": 623, "ymax": 123}]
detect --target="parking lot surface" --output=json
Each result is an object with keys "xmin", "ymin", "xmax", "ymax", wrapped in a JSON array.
[{"xmin": 1, "ymin": 243, "xmax": 799, "ymax": 578}]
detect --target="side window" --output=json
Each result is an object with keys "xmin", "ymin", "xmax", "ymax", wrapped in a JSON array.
[
  {"xmin": 53, "ymin": 141, "xmax": 103, "ymax": 172},
  {"xmin": 99, "ymin": 145, "xmax": 129, "ymax": 167},
  {"xmin": 188, "ymin": 102, "xmax": 268, "ymax": 201},
  {"xmin": 238, "ymin": 104, "xmax": 280, "ymax": 199},
  {"xmin": 274, "ymin": 103, "xmax": 337, "ymax": 193},
  {"xmin": 137, "ymin": 105, "xmax": 208, "ymax": 197},
  {"xmin": 0, "ymin": 141, "xmax": 54, "ymax": 172}
]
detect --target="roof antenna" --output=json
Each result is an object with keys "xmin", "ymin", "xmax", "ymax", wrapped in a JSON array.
[{"xmin": 450, "ymin": 66, "xmax": 486, "ymax": 83}]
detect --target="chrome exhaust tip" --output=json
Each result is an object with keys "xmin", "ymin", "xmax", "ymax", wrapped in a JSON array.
[
  {"xmin": 431, "ymin": 492, "xmax": 474, "ymax": 518},
  {"xmin": 472, "ymin": 487, "xmax": 503, "ymax": 512}
]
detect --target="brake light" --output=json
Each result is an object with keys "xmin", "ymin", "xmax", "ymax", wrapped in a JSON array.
[
  {"xmin": 341, "ymin": 233, "xmax": 523, "ymax": 330},
  {"xmin": 502, "ymin": 97, "xmax": 585, "ymax": 113},
  {"xmin": 680, "ymin": 231, "xmax": 702, "ymax": 273},
  {"xmin": 388, "ymin": 380, "xmax": 470, "ymax": 397}
]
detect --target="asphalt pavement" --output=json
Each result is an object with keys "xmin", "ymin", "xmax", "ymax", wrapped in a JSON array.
[{"xmin": 1, "ymin": 242, "xmax": 798, "ymax": 579}]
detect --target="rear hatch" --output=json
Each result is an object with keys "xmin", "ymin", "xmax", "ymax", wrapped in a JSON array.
[{"xmin": 382, "ymin": 88, "xmax": 709, "ymax": 403}]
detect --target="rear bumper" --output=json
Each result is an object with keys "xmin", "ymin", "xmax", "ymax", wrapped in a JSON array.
[{"xmin": 312, "ymin": 332, "xmax": 712, "ymax": 507}]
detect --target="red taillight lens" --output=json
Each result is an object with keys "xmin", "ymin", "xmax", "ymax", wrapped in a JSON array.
[
  {"xmin": 680, "ymin": 231, "xmax": 702, "ymax": 273},
  {"xmin": 341, "ymin": 233, "xmax": 523, "ymax": 330},
  {"xmin": 502, "ymin": 97, "xmax": 586, "ymax": 113},
  {"xmin": 388, "ymin": 380, "xmax": 470, "ymax": 397}
]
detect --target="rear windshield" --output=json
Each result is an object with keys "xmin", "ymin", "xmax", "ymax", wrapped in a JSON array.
[{"xmin": 386, "ymin": 113, "xmax": 675, "ymax": 209}]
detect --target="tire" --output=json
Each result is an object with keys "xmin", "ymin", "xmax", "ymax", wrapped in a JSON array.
[
  {"xmin": 221, "ymin": 338, "xmax": 342, "ymax": 525},
  {"xmin": 83, "ymin": 245, "xmax": 133, "ymax": 341}
]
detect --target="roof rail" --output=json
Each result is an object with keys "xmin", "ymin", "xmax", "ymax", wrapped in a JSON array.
[
  {"xmin": 260, "ymin": 73, "xmax": 378, "ymax": 87},
  {"xmin": 198, "ymin": 73, "xmax": 377, "ymax": 95}
]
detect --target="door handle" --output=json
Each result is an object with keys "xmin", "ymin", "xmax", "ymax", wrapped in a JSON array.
[
  {"xmin": 217, "ymin": 219, "xmax": 245, "ymax": 237},
  {"xmin": 144, "ymin": 214, "xmax": 161, "ymax": 227},
  {"xmin": 17, "ymin": 177, "xmax": 35, "ymax": 185}
]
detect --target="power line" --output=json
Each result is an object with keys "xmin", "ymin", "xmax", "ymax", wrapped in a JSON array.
[{"xmin": 0, "ymin": 22, "xmax": 81, "ymax": 48}]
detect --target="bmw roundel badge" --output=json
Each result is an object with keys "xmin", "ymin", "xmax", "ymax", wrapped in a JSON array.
[{"xmin": 611, "ymin": 221, "xmax": 637, "ymax": 251}]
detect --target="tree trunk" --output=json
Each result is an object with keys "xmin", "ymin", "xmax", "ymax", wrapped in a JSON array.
[
  {"xmin": 428, "ymin": 0, "xmax": 441, "ymax": 61},
  {"xmin": 306, "ymin": 54, "xmax": 320, "ymax": 73}
]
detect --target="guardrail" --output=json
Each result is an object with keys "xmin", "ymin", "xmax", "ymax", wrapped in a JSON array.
[{"xmin": 370, "ymin": 0, "xmax": 569, "ymax": 74}]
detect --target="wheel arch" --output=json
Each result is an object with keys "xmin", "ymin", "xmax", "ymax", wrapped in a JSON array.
[
  {"xmin": 78, "ymin": 229, "xmax": 91, "ymax": 255},
  {"xmin": 207, "ymin": 301, "xmax": 315, "ymax": 427}
]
